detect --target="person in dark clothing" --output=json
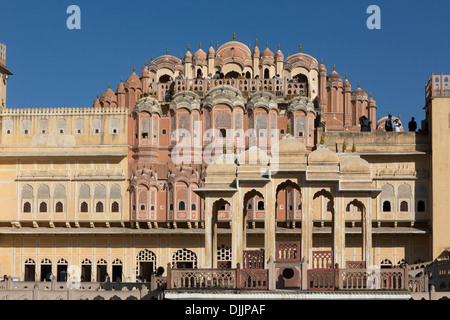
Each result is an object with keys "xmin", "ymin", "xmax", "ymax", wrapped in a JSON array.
[
  {"xmin": 408, "ymin": 117, "xmax": 417, "ymax": 132},
  {"xmin": 359, "ymin": 115, "xmax": 372, "ymax": 132},
  {"xmin": 385, "ymin": 115, "xmax": 393, "ymax": 132}
]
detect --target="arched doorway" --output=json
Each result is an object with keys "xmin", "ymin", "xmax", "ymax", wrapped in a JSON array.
[
  {"xmin": 293, "ymin": 73, "xmax": 309, "ymax": 96},
  {"xmin": 212, "ymin": 199, "xmax": 232, "ymax": 268},
  {"xmin": 243, "ymin": 190, "xmax": 265, "ymax": 252},
  {"xmin": 312, "ymin": 189, "xmax": 335, "ymax": 263},
  {"xmin": 345, "ymin": 199, "xmax": 367, "ymax": 267},
  {"xmin": 276, "ymin": 180, "xmax": 302, "ymax": 229},
  {"xmin": 225, "ymin": 71, "xmax": 240, "ymax": 79}
]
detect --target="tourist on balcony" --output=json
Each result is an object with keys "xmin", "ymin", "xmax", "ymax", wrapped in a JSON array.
[
  {"xmin": 408, "ymin": 117, "xmax": 417, "ymax": 132},
  {"xmin": 385, "ymin": 115, "xmax": 393, "ymax": 132},
  {"xmin": 393, "ymin": 119, "xmax": 401, "ymax": 132},
  {"xmin": 212, "ymin": 71, "xmax": 220, "ymax": 79},
  {"xmin": 206, "ymin": 73, "xmax": 212, "ymax": 79},
  {"xmin": 176, "ymin": 71, "xmax": 185, "ymax": 80},
  {"xmin": 359, "ymin": 115, "xmax": 372, "ymax": 132}
]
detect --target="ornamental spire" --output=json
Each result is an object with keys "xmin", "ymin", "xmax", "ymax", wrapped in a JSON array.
[{"xmin": 233, "ymin": 32, "xmax": 236, "ymax": 41}]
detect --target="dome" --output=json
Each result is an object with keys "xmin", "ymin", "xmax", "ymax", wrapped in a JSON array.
[
  {"xmin": 275, "ymin": 47, "xmax": 284, "ymax": 61},
  {"xmin": 261, "ymin": 43, "xmax": 274, "ymax": 58},
  {"xmin": 125, "ymin": 68, "xmax": 142, "ymax": 90},
  {"xmin": 328, "ymin": 65, "xmax": 342, "ymax": 81},
  {"xmin": 116, "ymin": 79, "xmax": 125, "ymax": 94},
  {"xmin": 184, "ymin": 46, "xmax": 192, "ymax": 62},
  {"xmin": 237, "ymin": 146, "xmax": 269, "ymax": 165},
  {"xmin": 340, "ymin": 156, "xmax": 370, "ymax": 173},
  {"xmin": 207, "ymin": 45, "xmax": 215, "ymax": 57},
  {"xmin": 252, "ymin": 45, "xmax": 260, "ymax": 57},
  {"xmin": 272, "ymin": 134, "xmax": 306, "ymax": 155},
  {"xmin": 308, "ymin": 146, "xmax": 339, "ymax": 164},
  {"xmin": 193, "ymin": 48, "xmax": 207, "ymax": 60},
  {"xmin": 141, "ymin": 65, "xmax": 150, "ymax": 78}
]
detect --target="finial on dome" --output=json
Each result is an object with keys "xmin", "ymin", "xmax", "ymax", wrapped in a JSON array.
[
  {"xmin": 320, "ymin": 58, "xmax": 323, "ymax": 64},
  {"xmin": 266, "ymin": 42, "xmax": 269, "ymax": 48},
  {"xmin": 315, "ymin": 52, "xmax": 317, "ymax": 59},
  {"xmin": 180, "ymin": 53, "xmax": 182, "ymax": 60},
  {"xmin": 216, "ymin": 41, "xmax": 219, "ymax": 50},
  {"xmin": 333, "ymin": 64, "xmax": 336, "ymax": 71},
  {"xmin": 255, "ymin": 39, "xmax": 258, "ymax": 46},
  {"xmin": 120, "ymin": 76, "xmax": 123, "ymax": 83},
  {"xmin": 398, "ymin": 111, "xmax": 401, "ymax": 120},
  {"xmin": 210, "ymin": 40, "xmax": 213, "ymax": 47},
  {"xmin": 145, "ymin": 60, "xmax": 148, "ymax": 67},
  {"xmin": 278, "ymin": 43, "xmax": 280, "ymax": 50},
  {"xmin": 299, "ymin": 44, "xmax": 302, "ymax": 53},
  {"xmin": 151, "ymin": 55, "xmax": 153, "ymax": 61},
  {"xmin": 233, "ymin": 32, "xmax": 236, "ymax": 41},
  {"xmin": 166, "ymin": 47, "xmax": 169, "ymax": 55},
  {"xmin": 133, "ymin": 65, "xmax": 136, "ymax": 72},
  {"xmin": 358, "ymin": 82, "xmax": 360, "ymax": 88},
  {"xmin": 187, "ymin": 44, "xmax": 190, "ymax": 51},
  {"xmin": 248, "ymin": 41, "xmax": 251, "ymax": 49},
  {"xmin": 370, "ymin": 92, "xmax": 372, "ymax": 98},
  {"xmin": 108, "ymin": 82, "xmax": 110, "ymax": 89},
  {"xmin": 199, "ymin": 42, "xmax": 202, "ymax": 49},
  {"xmin": 388, "ymin": 109, "xmax": 391, "ymax": 116},
  {"xmin": 97, "ymin": 92, "xmax": 99, "ymax": 99},
  {"xmin": 287, "ymin": 51, "xmax": 289, "ymax": 57},
  {"xmin": 345, "ymin": 74, "xmax": 348, "ymax": 80}
]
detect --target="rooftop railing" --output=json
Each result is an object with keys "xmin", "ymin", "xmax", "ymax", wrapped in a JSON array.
[{"xmin": 148, "ymin": 78, "xmax": 309, "ymax": 103}]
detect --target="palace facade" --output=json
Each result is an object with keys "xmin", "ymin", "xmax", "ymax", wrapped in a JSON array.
[{"xmin": 0, "ymin": 36, "xmax": 448, "ymax": 289}]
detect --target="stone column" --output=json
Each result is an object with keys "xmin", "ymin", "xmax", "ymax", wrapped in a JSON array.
[
  {"xmin": 302, "ymin": 185, "xmax": 313, "ymax": 268},
  {"xmin": 232, "ymin": 192, "xmax": 244, "ymax": 268},
  {"xmin": 333, "ymin": 194, "xmax": 346, "ymax": 266},
  {"xmin": 204, "ymin": 197, "xmax": 213, "ymax": 268},
  {"xmin": 364, "ymin": 198, "xmax": 373, "ymax": 266},
  {"xmin": 264, "ymin": 181, "xmax": 276, "ymax": 267}
]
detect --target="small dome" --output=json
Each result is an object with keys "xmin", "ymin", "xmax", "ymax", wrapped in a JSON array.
[
  {"xmin": 194, "ymin": 48, "xmax": 206, "ymax": 60},
  {"xmin": 328, "ymin": 66, "xmax": 342, "ymax": 80},
  {"xmin": 275, "ymin": 47, "xmax": 284, "ymax": 61},
  {"xmin": 237, "ymin": 146, "xmax": 269, "ymax": 165},
  {"xmin": 125, "ymin": 68, "xmax": 142, "ymax": 89},
  {"xmin": 207, "ymin": 45, "xmax": 215, "ymax": 57},
  {"xmin": 261, "ymin": 45, "xmax": 274, "ymax": 58},
  {"xmin": 101, "ymin": 87, "xmax": 116, "ymax": 101},
  {"xmin": 141, "ymin": 65, "xmax": 150, "ymax": 78},
  {"xmin": 308, "ymin": 146, "xmax": 339, "ymax": 164},
  {"xmin": 184, "ymin": 48, "xmax": 192, "ymax": 62},
  {"xmin": 272, "ymin": 135, "xmax": 306, "ymax": 155},
  {"xmin": 340, "ymin": 157, "xmax": 370, "ymax": 173},
  {"xmin": 252, "ymin": 45, "xmax": 260, "ymax": 57},
  {"xmin": 116, "ymin": 79, "xmax": 125, "ymax": 94}
]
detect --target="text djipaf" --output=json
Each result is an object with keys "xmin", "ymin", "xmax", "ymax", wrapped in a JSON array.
[{"xmin": 185, "ymin": 304, "xmax": 266, "ymax": 317}]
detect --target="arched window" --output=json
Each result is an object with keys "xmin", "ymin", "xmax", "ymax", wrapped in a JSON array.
[
  {"xmin": 191, "ymin": 204, "xmax": 196, "ymax": 210},
  {"xmin": 417, "ymin": 200, "xmax": 425, "ymax": 212},
  {"xmin": 178, "ymin": 201, "xmax": 186, "ymax": 211},
  {"xmin": 172, "ymin": 248, "xmax": 198, "ymax": 269},
  {"xmin": 80, "ymin": 202, "xmax": 88, "ymax": 213},
  {"xmin": 382, "ymin": 201, "xmax": 391, "ymax": 212},
  {"xmin": 264, "ymin": 68, "xmax": 270, "ymax": 79},
  {"xmin": 96, "ymin": 202, "xmax": 104, "ymax": 213},
  {"xmin": 297, "ymin": 204, "xmax": 302, "ymax": 210},
  {"xmin": 39, "ymin": 202, "xmax": 47, "ymax": 213},
  {"xmin": 23, "ymin": 202, "xmax": 31, "ymax": 213},
  {"xmin": 55, "ymin": 202, "xmax": 63, "ymax": 213},
  {"xmin": 400, "ymin": 201, "xmax": 408, "ymax": 212},
  {"xmin": 111, "ymin": 201, "xmax": 119, "ymax": 213},
  {"xmin": 257, "ymin": 201, "xmax": 264, "ymax": 210}
]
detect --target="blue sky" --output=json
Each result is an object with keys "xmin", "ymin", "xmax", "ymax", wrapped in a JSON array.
[{"xmin": 1, "ymin": 0, "xmax": 450, "ymax": 126}]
